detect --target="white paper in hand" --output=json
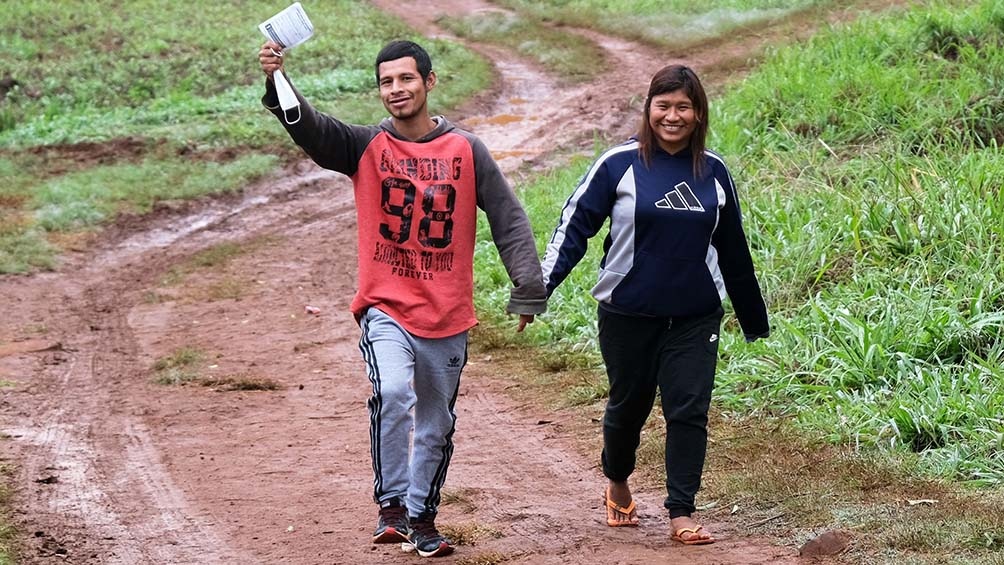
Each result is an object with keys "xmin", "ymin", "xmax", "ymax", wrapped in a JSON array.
[
  {"xmin": 259, "ymin": 2, "xmax": 314, "ymax": 50},
  {"xmin": 259, "ymin": 3, "xmax": 314, "ymax": 124}
]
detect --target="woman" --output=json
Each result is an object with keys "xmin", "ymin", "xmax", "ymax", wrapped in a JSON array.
[{"xmin": 541, "ymin": 64, "xmax": 769, "ymax": 545}]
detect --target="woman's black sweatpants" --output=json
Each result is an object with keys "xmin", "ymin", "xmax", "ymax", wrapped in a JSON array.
[{"xmin": 597, "ymin": 304, "xmax": 723, "ymax": 518}]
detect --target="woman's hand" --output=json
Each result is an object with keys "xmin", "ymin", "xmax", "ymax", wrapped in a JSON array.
[{"xmin": 517, "ymin": 314, "xmax": 535, "ymax": 333}]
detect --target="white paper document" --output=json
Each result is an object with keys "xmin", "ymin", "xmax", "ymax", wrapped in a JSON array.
[
  {"xmin": 259, "ymin": 2, "xmax": 314, "ymax": 50},
  {"xmin": 259, "ymin": 3, "xmax": 315, "ymax": 124}
]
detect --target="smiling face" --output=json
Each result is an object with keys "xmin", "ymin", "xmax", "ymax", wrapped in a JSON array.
[
  {"xmin": 378, "ymin": 56, "xmax": 436, "ymax": 123},
  {"xmin": 647, "ymin": 89, "xmax": 699, "ymax": 155}
]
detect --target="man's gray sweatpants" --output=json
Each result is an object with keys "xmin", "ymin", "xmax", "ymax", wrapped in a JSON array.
[{"xmin": 358, "ymin": 307, "xmax": 468, "ymax": 518}]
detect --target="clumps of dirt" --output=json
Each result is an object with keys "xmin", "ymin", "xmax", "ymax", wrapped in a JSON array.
[
  {"xmin": 17, "ymin": 137, "xmax": 303, "ymax": 181},
  {"xmin": 0, "ymin": 75, "xmax": 19, "ymax": 101},
  {"xmin": 176, "ymin": 143, "xmax": 305, "ymax": 167},
  {"xmin": 199, "ymin": 375, "xmax": 281, "ymax": 392},
  {"xmin": 25, "ymin": 137, "xmax": 152, "ymax": 176}
]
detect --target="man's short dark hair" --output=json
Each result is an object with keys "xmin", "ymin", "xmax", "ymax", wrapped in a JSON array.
[{"xmin": 375, "ymin": 40, "xmax": 433, "ymax": 83}]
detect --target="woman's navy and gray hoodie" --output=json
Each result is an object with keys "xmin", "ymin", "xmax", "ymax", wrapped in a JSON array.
[{"xmin": 541, "ymin": 140, "xmax": 769, "ymax": 341}]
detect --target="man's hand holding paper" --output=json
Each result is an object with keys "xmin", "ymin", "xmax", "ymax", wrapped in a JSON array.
[
  {"xmin": 259, "ymin": 41, "xmax": 285, "ymax": 80},
  {"xmin": 258, "ymin": 3, "xmax": 314, "ymax": 125}
]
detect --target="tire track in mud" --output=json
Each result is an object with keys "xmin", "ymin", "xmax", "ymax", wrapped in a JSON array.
[
  {"xmin": 4, "ymin": 278, "xmax": 234, "ymax": 564},
  {"xmin": 1, "ymin": 168, "xmax": 355, "ymax": 563}
]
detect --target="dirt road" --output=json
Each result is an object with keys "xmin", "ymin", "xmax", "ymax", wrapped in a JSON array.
[{"xmin": 1, "ymin": 1, "xmax": 904, "ymax": 563}]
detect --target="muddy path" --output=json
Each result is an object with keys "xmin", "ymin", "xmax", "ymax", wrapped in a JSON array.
[{"xmin": 1, "ymin": 1, "xmax": 907, "ymax": 564}]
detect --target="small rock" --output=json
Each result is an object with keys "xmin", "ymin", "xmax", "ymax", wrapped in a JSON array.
[{"xmin": 799, "ymin": 529, "xmax": 852, "ymax": 557}]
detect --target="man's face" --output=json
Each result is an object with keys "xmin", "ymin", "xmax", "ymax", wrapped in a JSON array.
[{"xmin": 378, "ymin": 57, "xmax": 435, "ymax": 121}]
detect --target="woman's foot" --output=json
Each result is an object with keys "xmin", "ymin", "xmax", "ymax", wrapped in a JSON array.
[
  {"xmin": 670, "ymin": 516, "xmax": 715, "ymax": 545},
  {"xmin": 604, "ymin": 480, "xmax": 639, "ymax": 527}
]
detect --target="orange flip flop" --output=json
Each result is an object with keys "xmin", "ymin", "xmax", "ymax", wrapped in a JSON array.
[
  {"xmin": 671, "ymin": 524, "xmax": 716, "ymax": 545},
  {"xmin": 604, "ymin": 487, "xmax": 639, "ymax": 527}
]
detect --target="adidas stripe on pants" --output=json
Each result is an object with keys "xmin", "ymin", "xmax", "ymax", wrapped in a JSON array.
[{"xmin": 358, "ymin": 307, "xmax": 467, "ymax": 518}]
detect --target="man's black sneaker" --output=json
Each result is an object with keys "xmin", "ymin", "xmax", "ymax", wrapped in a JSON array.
[
  {"xmin": 401, "ymin": 514, "xmax": 453, "ymax": 558},
  {"xmin": 372, "ymin": 501, "xmax": 409, "ymax": 544}
]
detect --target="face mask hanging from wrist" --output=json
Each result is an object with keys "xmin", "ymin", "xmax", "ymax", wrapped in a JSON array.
[{"xmin": 273, "ymin": 71, "xmax": 301, "ymax": 125}]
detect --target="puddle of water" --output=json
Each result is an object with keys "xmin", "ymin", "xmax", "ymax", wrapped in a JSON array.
[
  {"xmin": 490, "ymin": 149, "xmax": 534, "ymax": 161},
  {"xmin": 462, "ymin": 57, "xmax": 558, "ymax": 174},
  {"xmin": 483, "ymin": 114, "xmax": 526, "ymax": 126}
]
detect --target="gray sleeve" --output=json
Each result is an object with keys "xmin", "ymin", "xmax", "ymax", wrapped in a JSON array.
[
  {"xmin": 262, "ymin": 77, "xmax": 376, "ymax": 176},
  {"xmin": 468, "ymin": 136, "xmax": 547, "ymax": 315}
]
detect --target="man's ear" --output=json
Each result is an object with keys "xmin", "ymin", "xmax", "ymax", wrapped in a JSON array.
[{"xmin": 426, "ymin": 71, "xmax": 437, "ymax": 90}]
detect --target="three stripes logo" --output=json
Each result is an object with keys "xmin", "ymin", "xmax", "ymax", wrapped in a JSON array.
[{"xmin": 655, "ymin": 182, "xmax": 705, "ymax": 212}]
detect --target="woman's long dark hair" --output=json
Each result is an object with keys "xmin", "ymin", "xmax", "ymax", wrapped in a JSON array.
[{"xmin": 636, "ymin": 64, "xmax": 709, "ymax": 178}]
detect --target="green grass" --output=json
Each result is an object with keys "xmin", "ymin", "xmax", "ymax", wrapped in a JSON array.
[
  {"xmin": 438, "ymin": 523, "xmax": 503, "ymax": 546},
  {"xmin": 475, "ymin": 0, "xmax": 1004, "ymax": 496},
  {"xmin": 438, "ymin": 11, "xmax": 608, "ymax": 83},
  {"xmin": 0, "ymin": 229, "xmax": 57, "ymax": 273},
  {"xmin": 0, "ymin": 1, "xmax": 488, "ymax": 148},
  {"xmin": 441, "ymin": 0, "xmax": 834, "ymax": 82},
  {"xmin": 454, "ymin": 553, "xmax": 512, "ymax": 565},
  {"xmin": 699, "ymin": 417, "xmax": 1004, "ymax": 564},
  {"xmin": 0, "ymin": 463, "xmax": 14, "ymax": 565},
  {"xmin": 200, "ymin": 374, "xmax": 280, "ymax": 391},
  {"xmin": 709, "ymin": 0, "xmax": 1004, "ymax": 488},
  {"xmin": 34, "ymin": 155, "xmax": 278, "ymax": 231},
  {"xmin": 0, "ymin": 0, "xmax": 491, "ymax": 274},
  {"xmin": 492, "ymin": 0, "xmax": 825, "ymax": 49},
  {"xmin": 160, "ymin": 241, "xmax": 253, "ymax": 286},
  {"xmin": 152, "ymin": 347, "xmax": 279, "ymax": 390},
  {"xmin": 152, "ymin": 346, "xmax": 205, "ymax": 385}
]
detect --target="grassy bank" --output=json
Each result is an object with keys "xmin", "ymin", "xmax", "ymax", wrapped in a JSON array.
[{"xmin": 712, "ymin": 0, "xmax": 1004, "ymax": 486}]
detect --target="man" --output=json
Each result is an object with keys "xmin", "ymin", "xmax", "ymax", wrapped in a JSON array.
[{"xmin": 258, "ymin": 39, "xmax": 547, "ymax": 558}]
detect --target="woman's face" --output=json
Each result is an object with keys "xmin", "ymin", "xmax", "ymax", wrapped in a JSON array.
[{"xmin": 648, "ymin": 89, "xmax": 698, "ymax": 155}]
